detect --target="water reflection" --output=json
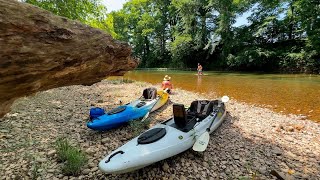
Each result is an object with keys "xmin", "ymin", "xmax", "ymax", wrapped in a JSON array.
[{"xmin": 196, "ymin": 75, "xmax": 202, "ymax": 91}]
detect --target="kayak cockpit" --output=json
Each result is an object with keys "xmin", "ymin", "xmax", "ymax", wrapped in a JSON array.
[
  {"xmin": 134, "ymin": 87, "xmax": 158, "ymax": 108},
  {"xmin": 172, "ymin": 104, "xmax": 198, "ymax": 132},
  {"xmin": 142, "ymin": 87, "xmax": 158, "ymax": 100},
  {"xmin": 107, "ymin": 106, "xmax": 126, "ymax": 115},
  {"xmin": 166, "ymin": 100, "xmax": 225, "ymax": 133}
]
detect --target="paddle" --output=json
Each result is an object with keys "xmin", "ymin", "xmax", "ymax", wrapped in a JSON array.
[
  {"xmin": 192, "ymin": 96, "xmax": 230, "ymax": 152},
  {"xmin": 141, "ymin": 88, "xmax": 169, "ymax": 122}
]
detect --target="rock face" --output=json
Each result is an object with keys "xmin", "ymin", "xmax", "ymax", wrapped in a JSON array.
[{"xmin": 0, "ymin": 0, "xmax": 138, "ymax": 117}]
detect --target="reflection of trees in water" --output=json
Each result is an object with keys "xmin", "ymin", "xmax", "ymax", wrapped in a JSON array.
[{"xmin": 196, "ymin": 75, "xmax": 202, "ymax": 91}]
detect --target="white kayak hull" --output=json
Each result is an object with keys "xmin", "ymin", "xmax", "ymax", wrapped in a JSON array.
[{"xmin": 99, "ymin": 101, "xmax": 227, "ymax": 174}]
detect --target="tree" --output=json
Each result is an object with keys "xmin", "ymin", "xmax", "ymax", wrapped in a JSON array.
[{"xmin": 25, "ymin": 0, "xmax": 107, "ymax": 29}]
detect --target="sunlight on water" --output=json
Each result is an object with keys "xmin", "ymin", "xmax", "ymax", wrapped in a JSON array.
[{"xmin": 110, "ymin": 70, "xmax": 320, "ymax": 122}]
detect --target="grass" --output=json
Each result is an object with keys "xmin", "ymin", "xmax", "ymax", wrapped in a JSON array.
[
  {"xmin": 55, "ymin": 137, "xmax": 87, "ymax": 176},
  {"xmin": 23, "ymin": 153, "xmax": 42, "ymax": 180},
  {"xmin": 129, "ymin": 119, "xmax": 151, "ymax": 137},
  {"xmin": 236, "ymin": 161, "xmax": 259, "ymax": 180},
  {"xmin": 108, "ymin": 79, "xmax": 134, "ymax": 84},
  {"xmin": 31, "ymin": 158, "xmax": 41, "ymax": 180}
]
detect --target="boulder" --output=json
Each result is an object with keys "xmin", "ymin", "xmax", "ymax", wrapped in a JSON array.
[{"xmin": 0, "ymin": 0, "xmax": 138, "ymax": 117}]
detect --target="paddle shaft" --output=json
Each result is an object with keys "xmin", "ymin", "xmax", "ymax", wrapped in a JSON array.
[{"xmin": 206, "ymin": 107, "xmax": 220, "ymax": 132}]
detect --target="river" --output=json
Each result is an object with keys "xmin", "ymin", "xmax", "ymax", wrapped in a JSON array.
[{"xmin": 112, "ymin": 70, "xmax": 320, "ymax": 122}]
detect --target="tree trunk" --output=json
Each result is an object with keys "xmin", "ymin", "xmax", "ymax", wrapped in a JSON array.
[
  {"xmin": 288, "ymin": 3, "xmax": 294, "ymax": 40},
  {"xmin": 0, "ymin": 0, "xmax": 138, "ymax": 117}
]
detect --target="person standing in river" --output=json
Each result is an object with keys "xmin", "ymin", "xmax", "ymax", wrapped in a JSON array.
[{"xmin": 197, "ymin": 63, "xmax": 203, "ymax": 75}]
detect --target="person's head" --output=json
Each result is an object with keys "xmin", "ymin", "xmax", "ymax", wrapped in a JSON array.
[
  {"xmin": 163, "ymin": 75, "xmax": 171, "ymax": 81},
  {"xmin": 198, "ymin": 63, "xmax": 200, "ymax": 66}
]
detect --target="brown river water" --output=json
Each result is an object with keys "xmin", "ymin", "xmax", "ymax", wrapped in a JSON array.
[{"xmin": 110, "ymin": 70, "xmax": 320, "ymax": 122}]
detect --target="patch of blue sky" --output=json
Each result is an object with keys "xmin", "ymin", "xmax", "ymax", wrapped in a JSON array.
[{"xmin": 102, "ymin": 0, "xmax": 128, "ymax": 13}]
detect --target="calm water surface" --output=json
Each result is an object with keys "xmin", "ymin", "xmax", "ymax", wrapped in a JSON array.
[{"xmin": 117, "ymin": 70, "xmax": 320, "ymax": 122}]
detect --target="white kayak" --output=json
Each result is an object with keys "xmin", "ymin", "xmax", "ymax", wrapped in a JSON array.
[{"xmin": 99, "ymin": 98, "xmax": 228, "ymax": 174}]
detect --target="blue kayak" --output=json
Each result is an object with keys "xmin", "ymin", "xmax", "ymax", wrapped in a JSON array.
[{"xmin": 87, "ymin": 88, "xmax": 169, "ymax": 131}]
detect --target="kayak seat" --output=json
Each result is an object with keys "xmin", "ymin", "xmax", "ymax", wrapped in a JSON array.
[
  {"xmin": 107, "ymin": 106, "xmax": 126, "ymax": 115},
  {"xmin": 189, "ymin": 100, "xmax": 214, "ymax": 120},
  {"xmin": 173, "ymin": 104, "xmax": 197, "ymax": 132},
  {"xmin": 137, "ymin": 128, "xmax": 166, "ymax": 144},
  {"xmin": 142, "ymin": 87, "xmax": 157, "ymax": 100}
]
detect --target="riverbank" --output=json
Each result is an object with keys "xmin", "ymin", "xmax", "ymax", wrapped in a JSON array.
[{"xmin": 0, "ymin": 80, "xmax": 319, "ymax": 179}]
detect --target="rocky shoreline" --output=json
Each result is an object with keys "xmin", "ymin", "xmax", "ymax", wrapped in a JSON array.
[{"xmin": 0, "ymin": 80, "xmax": 319, "ymax": 179}]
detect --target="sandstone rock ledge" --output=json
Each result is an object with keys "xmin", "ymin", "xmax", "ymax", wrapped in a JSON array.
[
  {"xmin": 0, "ymin": 80, "xmax": 319, "ymax": 179},
  {"xmin": 0, "ymin": 0, "xmax": 138, "ymax": 118}
]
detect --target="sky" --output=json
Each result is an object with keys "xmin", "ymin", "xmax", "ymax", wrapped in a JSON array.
[
  {"xmin": 101, "ymin": 0, "xmax": 250, "ymax": 27},
  {"xmin": 102, "ymin": 0, "xmax": 128, "ymax": 13}
]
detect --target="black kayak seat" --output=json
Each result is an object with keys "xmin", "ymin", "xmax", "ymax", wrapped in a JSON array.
[
  {"xmin": 189, "ymin": 100, "xmax": 214, "ymax": 120},
  {"xmin": 137, "ymin": 128, "xmax": 166, "ymax": 144},
  {"xmin": 142, "ymin": 88, "xmax": 157, "ymax": 100},
  {"xmin": 173, "ymin": 104, "xmax": 197, "ymax": 132},
  {"xmin": 107, "ymin": 106, "xmax": 126, "ymax": 115}
]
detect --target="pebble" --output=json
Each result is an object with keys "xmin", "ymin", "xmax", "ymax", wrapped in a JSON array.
[
  {"xmin": 101, "ymin": 138, "xmax": 109, "ymax": 144},
  {"xmin": 180, "ymin": 175, "xmax": 187, "ymax": 180},
  {"xmin": 47, "ymin": 150, "xmax": 56, "ymax": 156},
  {"xmin": 82, "ymin": 169, "xmax": 90, "ymax": 175},
  {"xmin": 162, "ymin": 162, "xmax": 170, "ymax": 172},
  {"xmin": 91, "ymin": 167, "xmax": 98, "ymax": 172},
  {"xmin": 36, "ymin": 158, "xmax": 47, "ymax": 163}
]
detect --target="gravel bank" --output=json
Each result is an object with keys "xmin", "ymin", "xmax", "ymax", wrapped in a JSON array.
[{"xmin": 0, "ymin": 80, "xmax": 319, "ymax": 179}]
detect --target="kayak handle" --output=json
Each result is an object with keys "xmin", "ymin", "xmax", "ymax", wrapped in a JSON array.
[{"xmin": 105, "ymin": 150, "xmax": 124, "ymax": 163}]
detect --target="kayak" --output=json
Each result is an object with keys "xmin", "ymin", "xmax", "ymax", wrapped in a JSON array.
[
  {"xmin": 87, "ymin": 88, "xmax": 169, "ymax": 131},
  {"xmin": 99, "ymin": 99, "xmax": 227, "ymax": 174}
]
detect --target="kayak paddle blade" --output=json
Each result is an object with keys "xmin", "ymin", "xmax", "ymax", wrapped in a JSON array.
[
  {"xmin": 192, "ymin": 131, "xmax": 210, "ymax": 152},
  {"xmin": 221, "ymin": 96, "xmax": 229, "ymax": 103},
  {"xmin": 141, "ymin": 112, "xmax": 149, "ymax": 122}
]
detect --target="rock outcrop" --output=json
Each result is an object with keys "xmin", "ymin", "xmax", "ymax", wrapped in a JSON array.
[{"xmin": 0, "ymin": 0, "xmax": 138, "ymax": 117}]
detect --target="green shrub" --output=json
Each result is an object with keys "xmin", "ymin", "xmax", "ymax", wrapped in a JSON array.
[
  {"xmin": 55, "ymin": 138, "xmax": 87, "ymax": 176},
  {"xmin": 108, "ymin": 79, "xmax": 134, "ymax": 84},
  {"xmin": 129, "ymin": 119, "xmax": 150, "ymax": 137},
  {"xmin": 122, "ymin": 79, "xmax": 134, "ymax": 83}
]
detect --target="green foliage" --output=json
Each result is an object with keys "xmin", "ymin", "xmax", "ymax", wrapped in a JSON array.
[
  {"xmin": 279, "ymin": 50, "xmax": 320, "ymax": 73},
  {"xmin": 55, "ymin": 138, "xmax": 87, "ymax": 176},
  {"xmin": 108, "ymin": 79, "xmax": 134, "ymax": 84},
  {"xmin": 31, "ymin": 157, "xmax": 41, "ymax": 180},
  {"xmin": 170, "ymin": 34, "xmax": 193, "ymax": 67},
  {"xmin": 227, "ymin": 47, "xmax": 276, "ymax": 70},
  {"xmin": 25, "ymin": 0, "xmax": 108, "ymax": 30},
  {"xmin": 25, "ymin": 0, "xmax": 320, "ymax": 73},
  {"xmin": 129, "ymin": 119, "xmax": 150, "ymax": 137}
]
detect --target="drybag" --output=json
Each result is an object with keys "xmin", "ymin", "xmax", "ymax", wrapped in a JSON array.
[{"xmin": 90, "ymin": 107, "xmax": 105, "ymax": 120}]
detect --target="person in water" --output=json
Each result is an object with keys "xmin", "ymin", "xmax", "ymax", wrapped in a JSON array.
[
  {"xmin": 197, "ymin": 63, "xmax": 203, "ymax": 75},
  {"xmin": 161, "ymin": 75, "xmax": 173, "ymax": 93}
]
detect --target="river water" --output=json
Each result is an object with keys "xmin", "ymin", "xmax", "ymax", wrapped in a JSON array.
[{"xmin": 113, "ymin": 70, "xmax": 320, "ymax": 122}]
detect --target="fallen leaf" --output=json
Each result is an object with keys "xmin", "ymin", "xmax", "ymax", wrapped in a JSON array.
[{"xmin": 288, "ymin": 169, "xmax": 295, "ymax": 175}]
